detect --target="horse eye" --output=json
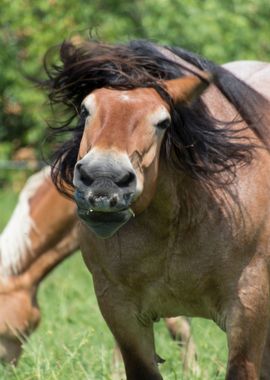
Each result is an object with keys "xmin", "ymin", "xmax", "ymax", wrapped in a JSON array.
[
  {"xmin": 80, "ymin": 105, "xmax": 89, "ymax": 119},
  {"xmin": 155, "ymin": 118, "xmax": 171, "ymax": 130}
]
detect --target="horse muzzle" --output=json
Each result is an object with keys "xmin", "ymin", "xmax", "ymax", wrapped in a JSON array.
[{"xmin": 73, "ymin": 157, "xmax": 137, "ymax": 238}]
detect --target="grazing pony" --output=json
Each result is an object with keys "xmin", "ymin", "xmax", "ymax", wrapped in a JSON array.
[
  {"xmin": 0, "ymin": 168, "xmax": 77, "ymax": 363},
  {"xmin": 0, "ymin": 168, "xmax": 196, "ymax": 371},
  {"xmin": 45, "ymin": 40, "xmax": 270, "ymax": 379}
]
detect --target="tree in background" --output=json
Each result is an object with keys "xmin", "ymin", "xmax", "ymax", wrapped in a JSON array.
[{"xmin": 1, "ymin": 0, "xmax": 270, "ymax": 160}]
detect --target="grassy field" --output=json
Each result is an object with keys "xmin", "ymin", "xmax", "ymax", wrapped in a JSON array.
[{"xmin": 0, "ymin": 188, "xmax": 227, "ymax": 380}]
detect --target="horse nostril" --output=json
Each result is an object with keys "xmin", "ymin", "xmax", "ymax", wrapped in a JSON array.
[
  {"xmin": 79, "ymin": 167, "xmax": 94, "ymax": 187},
  {"xmin": 116, "ymin": 172, "xmax": 135, "ymax": 188}
]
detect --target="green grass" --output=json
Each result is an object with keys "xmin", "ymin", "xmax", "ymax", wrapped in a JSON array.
[{"xmin": 0, "ymin": 189, "xmax": 227, "ymax": 379}]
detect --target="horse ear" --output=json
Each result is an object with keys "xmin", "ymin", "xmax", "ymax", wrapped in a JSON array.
[{"xmin": 165, "ymin": 73, "xmax": 212, "ymax": 104}]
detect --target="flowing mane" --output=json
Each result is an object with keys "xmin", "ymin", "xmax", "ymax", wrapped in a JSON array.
[{"xmin": 43, "ymin": 39, "xmax": 270, "ymax": 196}]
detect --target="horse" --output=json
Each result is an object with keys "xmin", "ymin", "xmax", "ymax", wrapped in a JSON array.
[
  {"xmin": 0, "ymin": 168, "xmax": 196, "ymax": 372},
  {"xmin": 0, "ymin": 167, "xmax": 77, "ymax": 363},
  {"xmin": 44, "ymin": 38, "xmax": 270, "ymax": 380}
]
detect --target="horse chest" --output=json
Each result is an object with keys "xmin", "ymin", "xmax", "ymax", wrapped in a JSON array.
[{"xmin": 81, "ymin": 218, "xmax": 230, "ymax": 321}]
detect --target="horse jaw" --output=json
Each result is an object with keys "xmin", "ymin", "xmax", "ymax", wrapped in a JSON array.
[{"xmin": 77, "ymin": 208, "xmax": 134, "ymax": 239}]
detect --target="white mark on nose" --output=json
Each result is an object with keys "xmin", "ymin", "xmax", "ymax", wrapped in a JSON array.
[{"xmin": 119, "ymin": 94, "xmax": 130, "ymax": 102}]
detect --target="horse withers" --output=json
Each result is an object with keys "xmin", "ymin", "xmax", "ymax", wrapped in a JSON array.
[{"xmin": 47, "ymin": 40, "xmax": 270, "ymax": 379}]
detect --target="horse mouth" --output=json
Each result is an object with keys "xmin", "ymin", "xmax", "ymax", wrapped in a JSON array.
[{"xmin": 77, "ymin": 208, "xmax": 134, "ymax": 238}]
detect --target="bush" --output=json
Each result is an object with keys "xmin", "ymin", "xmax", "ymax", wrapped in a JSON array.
[{"xmin": 1, "ymin": 0, "xmax": 270, "ymax": 158}]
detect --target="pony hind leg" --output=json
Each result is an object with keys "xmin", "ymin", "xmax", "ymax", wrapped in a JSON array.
[
  {"xmin": 111, "ymin": 343, "xmax": 125, "ymax": 380},
  {"xmin": 164, "ymin": 317, "xmax": 199, "ymax": 375}
]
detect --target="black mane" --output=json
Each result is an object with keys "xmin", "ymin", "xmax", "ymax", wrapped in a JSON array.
[{"xmin": 43, "ymin": 39, "xmax": 270, "ymax": 196}]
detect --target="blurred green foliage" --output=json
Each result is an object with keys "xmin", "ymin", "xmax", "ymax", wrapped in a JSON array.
[{"xmin": 1, "ymin": 0, "xmax": 270, "ymax": 158}]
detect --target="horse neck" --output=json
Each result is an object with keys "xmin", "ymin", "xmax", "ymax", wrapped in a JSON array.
[
  {"xmin": 0, "ymin": 167, "xmax": 78, "ymax": 284},
  {"xmin": 19, "ymin": 225, "xmax": 78, "ymax": 288},
  {"xmin": 156, "ymin": 159, "xmax": 211, "ymax": 231},
  {"xmin": 0, "ymin": 225, "xmax": 78, "ymax": 295},
  {"xmin": 0, "ymin": 168, "xmax": 51, "ymax": 277}
]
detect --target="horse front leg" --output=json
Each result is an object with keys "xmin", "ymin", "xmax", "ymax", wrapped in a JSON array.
[
  {"xmin": 260, "ymin": 320, "xmax": 270, "ymax": 380},
  {"xmin": 95, "ymin": 286, "xmax": 163, "ymax": 380},
  {"xmin": 225, "ymin": 258, "xmax": 270, "ymax": 380}
]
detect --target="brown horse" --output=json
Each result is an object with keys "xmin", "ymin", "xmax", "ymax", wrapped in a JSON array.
[
  {"xmin": 0, "ymin": 168, "xmax": 196, "ymax": 371},
  {"xmin": 45, "ymin": 39, "xmax": 270, "ymax": 380}
]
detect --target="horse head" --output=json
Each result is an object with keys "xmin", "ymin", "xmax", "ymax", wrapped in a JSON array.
[{"xmin": 73, "ymin": 76, "xmax": 210, "ymax": 238}]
